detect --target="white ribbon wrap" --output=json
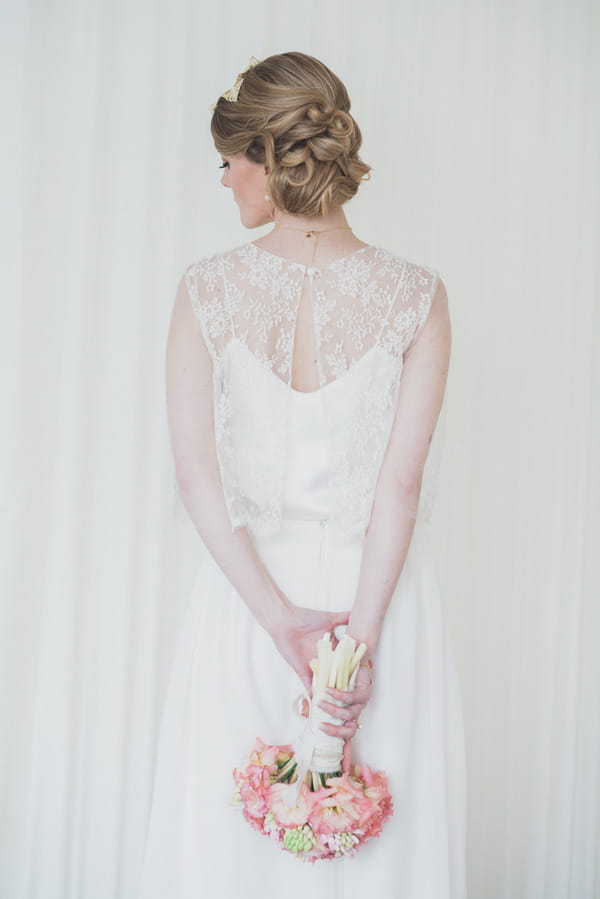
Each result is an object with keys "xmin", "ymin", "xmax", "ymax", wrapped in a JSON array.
[{"xmin": 284, "ymin": 685, "xmax": 349, "ymax": 808}]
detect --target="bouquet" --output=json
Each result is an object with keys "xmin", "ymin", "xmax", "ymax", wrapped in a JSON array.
[{"xmin": 232, "ymin": 632, "xmax": 393, "ymax": 861}]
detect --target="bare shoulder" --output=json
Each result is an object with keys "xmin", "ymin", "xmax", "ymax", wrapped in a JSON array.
[{"xmin": 429, "ymin": 275, "xmax": 449, "ymax": 322}]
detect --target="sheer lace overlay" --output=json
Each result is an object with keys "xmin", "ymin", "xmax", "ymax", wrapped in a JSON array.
[{"xmin": 183, "ymin": 242, "xmax": 439, "ymax": 536}]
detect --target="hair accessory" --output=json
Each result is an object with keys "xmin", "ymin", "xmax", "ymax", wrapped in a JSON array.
[{"xmin": 210, "ymin": 56, "xmax": 260, "ymax": 111}]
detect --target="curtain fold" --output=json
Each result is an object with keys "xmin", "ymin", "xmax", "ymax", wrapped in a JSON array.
[{"xmin": 3, "ymin": 1, "xmax": 598, "ymax": 896}]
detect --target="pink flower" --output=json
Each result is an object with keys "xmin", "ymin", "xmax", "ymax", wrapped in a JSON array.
[
  {"xmin": 307, "ymin": 778, "xmax": 363, "ymax": 835},
  {"xmin": 248, "ymin": 737, "xmax": 278, "ymax": 770},
  {"xmin": 247, "ymin": 738, "xmax": 294, "ymax": 772},
  {"xmin": 269, "ymin": 782, "xmax": 313, "ymax": 828},
  {"xmin": 246, "ymin": 764, "xmax": 271, "ymax": 790},
  {"xmin": 360, "ymin": 777, "xmax": 394, "ymax": 838},
  {"xmin": 238, "ymin": 766, "xmax": 272, "ymax": 819},
  {"xmin": 360, "ymin": 763, "xmax": 375, "ymax": 786},
  {"xmin": 239, "ymin": 780, "xmax": 269, "ymax": 818}
]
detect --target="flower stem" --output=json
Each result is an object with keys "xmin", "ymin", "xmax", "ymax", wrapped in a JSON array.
[{"xmin": 275, "ymin": 759, "xmax": 297, "ymax": 783}]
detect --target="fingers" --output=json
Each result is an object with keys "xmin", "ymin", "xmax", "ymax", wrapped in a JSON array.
[
  {"xmin": 319, "ymin": 678, "xmax": 372, "ymax": 734},
  {"xmin": 325, "ymin": 683, "xmax": 372, "ymax": 704},
  {"xmin": 353, "ymin": 677, "xmax": 373, "ymax": 694},
  {"xmin": 317, "ymin": 698, "xmax": 359, "ymax": 722},
  {"xmin": 320, "ymin": 719, "xmax": 361, "ymax": 740}
]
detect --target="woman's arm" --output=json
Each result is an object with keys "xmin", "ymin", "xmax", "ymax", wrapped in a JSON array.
[
  {"xmin": 346, "ymin": 277, "xmax": 452, "ymax": 655},
  {"xmin": 319, "ymin": 278, "xmax": 451, "ymax": 745},
  {"xmin": 166, "ymin": 273, "xmax": 349, "ymax": 690},
  {"xmin": 166, "ymin": 273, "xmax": 290, "ymax": 631}
]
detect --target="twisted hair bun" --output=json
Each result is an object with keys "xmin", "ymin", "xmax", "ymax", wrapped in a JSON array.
[{"xmin": 211, "ymin": 52, "xmax": 371, "ymax": 216}]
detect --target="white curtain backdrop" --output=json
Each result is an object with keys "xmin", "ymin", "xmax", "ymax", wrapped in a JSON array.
[{"xmin": 2, "ymin": 0, "xmax": 598, "ymax": 896}]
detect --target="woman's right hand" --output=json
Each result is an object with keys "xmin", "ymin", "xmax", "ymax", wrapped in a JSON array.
[
  {"xmin": 268, "ymin": 602, "xmax": 352, "ymax": 695},
  {"xmin": 316, "ymin": 658, "xmax": 375, "ymax": 772}
]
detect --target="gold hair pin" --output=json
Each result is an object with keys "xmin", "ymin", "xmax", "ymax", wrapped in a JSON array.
[{"xmin": 209, "ymin": 56, "xmax": 259, "ymax": 111}]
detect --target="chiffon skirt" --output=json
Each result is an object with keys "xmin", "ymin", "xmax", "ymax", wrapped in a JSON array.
[{"xmin": 137, "ymin": 514, "xmax": 467, "ymax": 898}]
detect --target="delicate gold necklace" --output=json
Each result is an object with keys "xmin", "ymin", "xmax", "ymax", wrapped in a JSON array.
[{"xmin": 271, "ymin": 224, "xmax": 353, "ymax": 267}]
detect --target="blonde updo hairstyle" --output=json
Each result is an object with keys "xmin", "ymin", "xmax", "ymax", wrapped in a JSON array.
[{"xmin": 210, "ymin": 52, "xmax": 371, "ymax": 217}]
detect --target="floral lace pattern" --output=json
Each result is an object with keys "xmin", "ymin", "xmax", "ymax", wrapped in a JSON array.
[{"xmin": 184, "ymin": 242, "xmax": 439, "ymax": 536}]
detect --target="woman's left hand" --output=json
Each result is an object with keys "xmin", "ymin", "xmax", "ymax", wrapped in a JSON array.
[{"xmin": 269, "ymin": 603, "xmax": 352, "ymax": 694}]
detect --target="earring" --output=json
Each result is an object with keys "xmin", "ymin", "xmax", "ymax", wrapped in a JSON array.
[{"xmin": 265, "ymin": 194, "xmax": 270, "ymax": 201}]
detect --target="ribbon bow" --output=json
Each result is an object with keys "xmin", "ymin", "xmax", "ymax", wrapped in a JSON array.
[{"xmin": 210, "ymin": 56, "xmax": 260, "ymax": 111}]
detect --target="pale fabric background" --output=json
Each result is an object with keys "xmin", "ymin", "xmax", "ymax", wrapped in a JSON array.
[{"xmin": 2, "ymin": 0, "xmax": 599, "ymax": 897}]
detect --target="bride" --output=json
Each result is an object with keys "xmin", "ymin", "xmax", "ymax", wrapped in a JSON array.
[{"xmin": 138, "ymin": 51, "xmax": 466, "ymax": 898}]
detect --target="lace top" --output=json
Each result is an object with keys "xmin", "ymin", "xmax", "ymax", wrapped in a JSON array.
[{"xmin": 183, "ymin": 241, "xmax": 440, "ymax": 537}]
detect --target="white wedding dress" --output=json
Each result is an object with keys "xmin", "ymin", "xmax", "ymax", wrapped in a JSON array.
[{"xmin": 137, "ymin": 242, "xmax": 467, "ymax": 898}]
